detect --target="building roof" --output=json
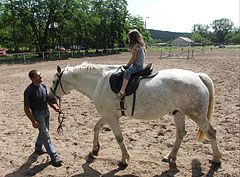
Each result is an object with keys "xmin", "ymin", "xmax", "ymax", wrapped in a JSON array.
[{"xmin": 178, "ymin": 37, "xmax": 194, "ymax": 43}]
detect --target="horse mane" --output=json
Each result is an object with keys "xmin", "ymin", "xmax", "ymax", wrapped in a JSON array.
[{"xmin": 65, "ymin": 62, "xmax": 107, "ymax": 76}]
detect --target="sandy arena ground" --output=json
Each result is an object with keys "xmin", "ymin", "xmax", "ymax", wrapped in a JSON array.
[{"xmin": 0, "ymin": 49, "xmax": 239, "ymax": 177}]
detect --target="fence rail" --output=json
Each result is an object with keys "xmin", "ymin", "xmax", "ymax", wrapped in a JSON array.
[{"xmin": 0, "ymin": 48, "xmax": 127, "ymax": 63}]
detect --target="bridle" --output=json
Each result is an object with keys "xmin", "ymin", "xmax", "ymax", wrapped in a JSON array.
[
  {"xmin": 50, "ymin": 70, "xmax": 67, "ymax": 101},
  {"xmin": 50, "ymin": 70, "xmax": 67, "ymax": 134}
]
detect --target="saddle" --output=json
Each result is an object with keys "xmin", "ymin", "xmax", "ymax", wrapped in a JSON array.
[
  {"xmin": 109, "ymin": 62, "xmax": 153, "ymax": 96},
  {"xmin": 109, "ymin": 63, "xmax": 156, "ymax": 116}
]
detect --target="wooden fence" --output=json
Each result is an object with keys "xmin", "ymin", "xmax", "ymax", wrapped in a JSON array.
[{"xmin": 0, "ymin": 48, "xmax": 127, "ymax": 63}]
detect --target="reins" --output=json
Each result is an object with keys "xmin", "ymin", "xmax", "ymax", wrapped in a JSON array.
[
  {"xmin": 56, "ymin": 98, "xmax": 65, "ymax": 134},
  {"xmin": 50, "ymin": 69, "xmax": 67, "ymax": 134}
]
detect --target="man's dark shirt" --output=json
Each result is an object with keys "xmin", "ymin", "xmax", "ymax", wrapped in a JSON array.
[{"xmin": 24, "ymin": 82, "xmax": 49, "ymax": 112}]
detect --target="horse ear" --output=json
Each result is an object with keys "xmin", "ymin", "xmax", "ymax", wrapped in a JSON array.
[{"xmin": 57, "ymin": 65, "xmax": 61, "ymax": 73}]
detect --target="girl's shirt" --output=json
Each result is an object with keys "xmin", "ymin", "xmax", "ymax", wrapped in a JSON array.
[{"xmin": 132, "ymin": 44, "xmax": 145, "ymax": 67}]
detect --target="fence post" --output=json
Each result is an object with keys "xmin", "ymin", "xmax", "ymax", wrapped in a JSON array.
[
  {"xmin": 71, "ymin": 50, "xmax": 74, "ymax": 58},
  {"xmin": 58, "ymin": 51, "xmax": 60, "ymax": 59},
  {"xmin": 23, "ymin": 53, "xmax": 26, "ymax": 61},
  {"xmin": 192, "ymin": 49, "xmax": 194, "ymax": 58},
  {"xmin": 187, "ymin": 48, "xmax": 190, "ymax": 59},
  {"xmin": 168, "ymin": 48, "xmax": 171, "ymax": 57},
  {"xmin": 42, "ymin": 52, "xmax": 45, "ymax": 60},
  {"xmin": 160, "ymin": 49, "xmax": 162, "ymax": 59}
]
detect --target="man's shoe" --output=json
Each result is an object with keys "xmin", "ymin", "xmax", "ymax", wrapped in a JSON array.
[
  {"xmin": 35, "ymin": 149, "xmax": 46, "ymax": 155},
  {"xmin": 51, "ymin": 155, "xmax": 63, "ymax": 166}
]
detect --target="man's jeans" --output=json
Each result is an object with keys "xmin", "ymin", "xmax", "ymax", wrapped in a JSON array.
[{"xmin": 33, "ymin": 110, "xmax": 57, "ymax": 158}]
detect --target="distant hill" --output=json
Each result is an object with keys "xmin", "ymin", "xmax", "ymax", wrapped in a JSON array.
[{"xmin": 149, "ymin": 29, "xmax": 191, "ymax": 42}]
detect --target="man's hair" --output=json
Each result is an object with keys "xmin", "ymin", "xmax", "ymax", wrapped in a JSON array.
[{"xmin": 28, "ymin": 70, "xmax": 37, "ymax": 78}]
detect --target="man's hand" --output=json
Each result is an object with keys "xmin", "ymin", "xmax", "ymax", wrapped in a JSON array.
[
  {"xmin": 32, "ymin": 121, "xmax": 39, "ymax": 128},
  {"xmin": 48, "ymin": 102, "xmax": 64, "ymax": 114},
  {"xmin": 55, "ymin": 107, "xmax": 64, "ymax": 114},
  {"xmin": 24, "ymin": 106, "xmax": 39, "ymax": 129}
]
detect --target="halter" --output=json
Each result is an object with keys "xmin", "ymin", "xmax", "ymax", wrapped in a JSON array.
[
  {"xmin": 50, "ymin": 70, "xmax": 67, "ymax": 101},
  {"xmin": 50, "ymin": 70, "xmax": 67, "ymax": 134}
]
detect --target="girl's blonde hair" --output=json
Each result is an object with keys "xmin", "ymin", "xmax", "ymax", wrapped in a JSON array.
[{"xmin": 127, "ymin": 29, "xmax": 146, "ymax": 52}]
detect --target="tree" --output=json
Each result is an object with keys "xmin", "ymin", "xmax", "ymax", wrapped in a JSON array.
[
  {"xmin": 211, "ymin": 18, "xmax": 234, "ymax": 43},
  {"xmin": 191, "ymin": 33, "xmax": 211, "ymax": 46},
  {"xmin": 0, "ymin": 0, "xmax": 32, "ymax": 52},
  {"xmin": 127, "ymin": 14, "xmax": 151, "ymax": 43},
  {"xmin": 192, "ymin": 24, "xmax": 210, "ymax": 38},
  {"xmin": 225, "ymin": 27, "xmax": 240, "ymax": 44},
  {"xmin": 0, "ymin": 0, "xmax": 146, "ymax": 52},
  {"xmin": 107, "ymin": 0, "xmax": 128, "ymax": 48}
]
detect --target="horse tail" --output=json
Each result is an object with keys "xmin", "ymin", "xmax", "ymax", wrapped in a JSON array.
[{"xmin": 197, "ymin": 73, "xmax": 215, "ymax": 141}]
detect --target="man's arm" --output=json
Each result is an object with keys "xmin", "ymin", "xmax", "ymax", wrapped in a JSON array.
[
  {"xmin": 48, "ymin": 102, "xmax": 63, "ymax": 114},
  {"xmin": 24, "ymin": 106, "xmax": 39, "ymax": 128}
]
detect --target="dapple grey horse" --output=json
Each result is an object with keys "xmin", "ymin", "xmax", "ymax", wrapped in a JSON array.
[{"xmin": 48, "ymin": 62, "xmax": 222, "ymax": 168}]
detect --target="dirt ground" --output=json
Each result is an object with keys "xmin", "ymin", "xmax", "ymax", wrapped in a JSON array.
[{"xmin": 0, "ymin": 49, "xmax": 239, "ymax": 177}]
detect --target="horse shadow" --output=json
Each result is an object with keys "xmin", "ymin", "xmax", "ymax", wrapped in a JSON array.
[
  {"xmin": 71, "ymin": 153, "xmax": 138, "ymax": 177},
  {"xmin": 191, "ymin": 158, "xmax": 221, "ymax": 177},
  {"xmin": 5, "ymin": 152, "xmax": 51, "ymax": 177},
  {"xmin": 153, "ymin": 162, "xmax": 179, "ymax": 177},
  {"xmin": 72, "ymin": 155, "xmax": 221, "ymax": 177},
  {"xmin": 73, "ymin": 154, "xmax": 193, "ymax": 177},
  {"xmin": 150, "ymin": 158, "xmax": 221, "ymax": 177}
]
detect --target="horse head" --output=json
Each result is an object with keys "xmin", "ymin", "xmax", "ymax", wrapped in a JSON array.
[{"xmin": 48, "ymin": 65, "xmax": 69, "ymax": 104}]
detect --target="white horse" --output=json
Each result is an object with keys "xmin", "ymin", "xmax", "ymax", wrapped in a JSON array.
[{"xmin": 48, "ymin": 62, "xmax": 222, "ymax": 167}]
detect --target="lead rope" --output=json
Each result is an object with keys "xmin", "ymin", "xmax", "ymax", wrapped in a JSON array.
[{"xmin": 57, "ymin": 99, "xmax": 65, "ymax": 134}]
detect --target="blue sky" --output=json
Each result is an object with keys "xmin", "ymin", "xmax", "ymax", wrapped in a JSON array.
[{"xmin": 127, "ymin": 0, "xmax": 239, "ymax": 32}]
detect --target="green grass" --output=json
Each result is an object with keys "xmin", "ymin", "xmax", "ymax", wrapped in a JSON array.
[{"xmin": 147, "ymin": 45, "xmax": 240, "ymax": 51}]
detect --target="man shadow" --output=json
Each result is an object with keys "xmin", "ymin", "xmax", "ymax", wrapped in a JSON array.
[{"xmin": 5, "ymin": 152, "xmax": 50, "ymax": 177}]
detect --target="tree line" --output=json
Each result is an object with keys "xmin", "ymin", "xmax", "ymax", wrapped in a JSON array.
[
  {"xmin": 191, "ymin": 18, "xmax": 240, "ymax": 46},
  {"xmin": 0, "ymin": 1, "xmax": 239, "ymax": 53},
  {"xmin": 149, "ymin": 18, "xmax": 239, "ymax": 46},
  {"xmin": 0, "ymin": 0, "xmax": 150, "ymax": 53}
]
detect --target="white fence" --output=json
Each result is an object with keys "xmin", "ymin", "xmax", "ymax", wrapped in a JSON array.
[{"xmin": 0, "ymin": 48, "xmax": 127, "ymax": 63}]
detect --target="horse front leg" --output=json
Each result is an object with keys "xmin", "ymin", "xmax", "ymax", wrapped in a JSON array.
[
  {"xmin": 91, "ymin": 117, "xmax": 105, "ymax": 156},
  {"xmin": 108, "ymin": 118, "xmax": 129, "ymax": 168},
  {"xmin": 163, "ymin": 111, "xmax": 186, "ymax": 163}
]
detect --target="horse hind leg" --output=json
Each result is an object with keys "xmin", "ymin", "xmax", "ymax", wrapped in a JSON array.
[
  {"xmin": 194, "ymin": 117, "xmax": 222, "ymax": 164},
  {"xmin": 163, "ymin": 111, "xmax": 186, "ymax": 163}
]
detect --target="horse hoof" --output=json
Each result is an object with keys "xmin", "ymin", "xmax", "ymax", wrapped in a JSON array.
[
  {"xmin": 118, "ymin": 161, "xmax": 128, "ymax": 170},
  {"xmin": 162, "ymin": 157, "xmax": 170, "ymax": 163},
  {"xmin": 92, "ymin": 149, "xmax": 99, "ymax": 156},
  {"xmin": 209, "ymin": 160, "xmax": 221, "ymax": 166},
  {"xmin": 162, "ymin": 156, "xmax": 176, "ymax": 163},
  {"xmin": 86, "ymin": 152, "xmax": 95, "ymax": 163}
]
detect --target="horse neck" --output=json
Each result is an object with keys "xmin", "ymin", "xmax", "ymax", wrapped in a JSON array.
[{"xmin": 65, "ymin": 69, "xmax": 104, "ymax": 100}]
